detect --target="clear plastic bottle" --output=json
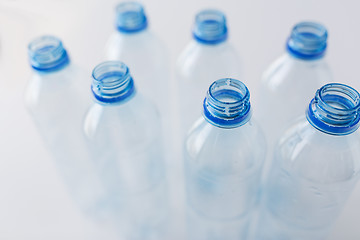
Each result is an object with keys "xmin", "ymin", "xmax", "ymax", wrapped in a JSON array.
[
  {"xmin": 184, "ymin": 78, "xmax": 266, "ymax": 240},
  {"xmin": 255, "ymin": 21, "xmax": 333, "ymax": 152},
  {"xmin": 84, "ymin": 61, "xmax": 168, "ymax": 239},
  {"xmin": 256, "ymin": 83, "xmax": 360, "ymax": 240},
  {"xmin": 105, "ymin": 2, "xmax": 169, "ymax": 115},
  {"xmin": 24, "ymin": 35, "xmax": 105, "ymax": 216},
  {"xmin": 176, "ymin": 10, "xmax": 242, "ymax": 136}
]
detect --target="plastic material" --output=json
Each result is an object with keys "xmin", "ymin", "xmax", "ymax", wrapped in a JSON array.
[
  {"xmin": 176, "ymin": 9, "xmax": 241, "ymax": 137},
  {"xmin": 84, "ymin": 61, "xmax": 168, "ymax": 240},
  {"xmin": 105, "ymin": 2, "xmax": 169, "ymax": 115},
  {"xmin": 28, "ymin": 35, "xmax": 69, "ymax": 72},
  {"xmin": 255, "ymin": 21, "xmax": 332, "ymax": 158},
  {"xmin": 184, "ymin": 78, "xmax": 265, "ymax": 240},
  {"xmin": 307, "ymin": 83, "xmax": 360, "ymax": 135},
  {"xmin": 193, "ymin": 10, "xmax": 228, "ymax": 45},
  {"xmin": 91, "ymin": 61, "xmax": 135, "ymax": 103},
  {"xmin": 25, "ymin": 36, "xmax": 104, "ymax": 217},
  {"xmin": 255, "ymin": 83, "xmax": 360, "ymax": 240},
  {"xmin": 115, "ymin": 2, "xmax": 148, "ymax": 33},
  {"xmin": 286, "ymin": 22, "xmax": 327, "ymax": 60},
  {"xmin": 203, "ymin": 78, "xmax": 251, "ymax": 128}
]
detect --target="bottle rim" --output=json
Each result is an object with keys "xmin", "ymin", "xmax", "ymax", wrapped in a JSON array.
[
  {"xmin": 115, "ymin": 1, "xmax": 148, "ymax": 33},
  {"xmin": 306, "ymin": 83, "xmax": 360, "ymax": 135},
  {"xmin": 91, "ymin": 61, "xmax": 136, "ymax": 104},
  {"xmin": 286, "ymin": 21, "xmax": 328, "ymax": 60},
  {"xmin": 192, "ymin": 9, "xmax": 228, "ymax": 45},
  {"xmin": 28, "ymin": 35, "xmax": 70, "ymax": 72},
  {"xmin": 203, "ymin": 78, "xmax": 251, "ymax": 129}
]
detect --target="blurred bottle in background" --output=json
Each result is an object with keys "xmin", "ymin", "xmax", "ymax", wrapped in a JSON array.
[
  {"xmin": 184, "ymin": 78, "xmax": 265, "ymax": 240},
  {"xmin": 255, "ymin": 21, "xmax": 333, "ymax": 157},
  {"xmin": 176, "ymin": 9, "xmax": 242, "ymax": 137},
  {"xmin": 24, "ymin": 35, "xmax": 106, "ymax": 217},
  {"xmin": 255, "ymin": 83, "xmax": 360, "ymax": 240},
  {"xmin": 105, "ymin": 1, "xmax": 169, "ymax": 117},
  {"xmin": 84, "ymin": 61, "xmax": 169, "ymax": 240},
  {"xmin": 104, "ymin": 3, "xmax": 175, "ymax": 212}
]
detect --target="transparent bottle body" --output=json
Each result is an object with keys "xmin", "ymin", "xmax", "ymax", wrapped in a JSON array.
[
  {"xmin": 255, "ymin": 54, "xmax": 332, "ymax": 151},
  {"xmin": 176, "ymin": 41, "xmax": 242, "ymax": 137},
  {"xmin": 24, "ymin": 65, "xmax": 106, "ymax": 216},
  {"xmin": 105, "ymin": 30, "xmax": 170, "ymax": 116},
  {"xmin": 184, "ymin": 118, "xmax": 265, "ymax": 240},
  {"xmin": 256, "ymin": 118, "xmax": 360, "ymax": 240},
  {"xmin": 84, "ymin": 92, "xmax": 168, "ymax": 240}
]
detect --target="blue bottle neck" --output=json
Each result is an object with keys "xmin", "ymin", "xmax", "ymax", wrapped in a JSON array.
[
  {"xmin": 28, "ymin": 35, "xmax": 70, "ymax": 72},
  {"xmin": 203, "ymin": 78, "xmax": 251, "ymax": 128},
  {"xmin": 286, "ymin": 22, "xmax": 327, "ymax": 60},
  {"xmin": 306, "ymin": 83, "xmax": 360, "ymax": 135},
  {"xmin": 193, "ymin": 9, "xmax": 228, "ymax": 45},
  {"xmin": 115, "ymin": 2, "xmax": 148, "ymax": 34},
  {"xmin": 91, "ymin": 61, "xmax": 136, "ymax": 104}
]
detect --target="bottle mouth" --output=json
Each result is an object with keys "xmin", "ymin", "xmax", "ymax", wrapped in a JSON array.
[
  {"xmin": 287, "ymin": 21, "xmax": 328, "ymax": 60},
  {"xmin": 28, "ymin": 35, "xmax": 70, "ymax": 72},
  {"xmin": 306, "ymin": 83, "xmax": 360, "ymax": 135},
  {"xmin": 91, "ymin": 61, "xmax": 135, "ymax": 104},
  {"xmin": 203, "ymin": 78, "xmax": 251, "ymax": 128},
  {"xmin": 193, "ymin": 9, "xmax": 228, "ymax": 45},
  {"xmin": 115, "ymin": 2, "xmax": 148, "ymax": 33}
]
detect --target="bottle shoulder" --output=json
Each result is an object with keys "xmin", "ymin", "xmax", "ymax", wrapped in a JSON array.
[
  {"xmin": 185, "ymin": 118, "xmax": 266, "ymax": 175},
  {"xmin": 106, "ymin": 30, "xmax": 167, "ymax": 58},
  {"xmin": 261, "ymin": 54, "xmax": 332, "ymax": 92},
  {"xmin": 84, "ymin": 93, "xmax": 161, "ymax": 141},
  {"xmin": 278, "ymin": 117, "xmax": 360, "ymax": 151},
  {"xmin": 275, "ymin": 118, "xmax": 360, "ymax": 183},
  {"xmin": 25, "ymin": 64, "xmax": 90, "ymax": 111},
  {"xmin": 176, "ymin": 40, "xmax": 241, "ymax": 81},
  {"xmin": 177, "ymin": 41, "xmax": 240, "ymax": 65}
]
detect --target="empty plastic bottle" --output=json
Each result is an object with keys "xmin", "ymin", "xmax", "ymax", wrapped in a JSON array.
[
  {"xmin": 24, "ymin": 35, "xmax": 105, "ymax": 216},
  {"xmin": 255, "ymin": 21, "xmax": 333, "ymax": 152},
  {"xmin": 184, "ymin": 78, "xmax": 266, "ymax": 240},
  {"xmin": 84, "ymin": 61, "xmax": 168, "ymax": 240},
  {"xmin": 105, "ymin": 2, "xmax": 169, "ymax": 115},
  {"xmin": 176, "ymin": 10, "xmax": 242, "ymax": 136},
  {"xmin": 255, "ymin": 83, "xmax": 360, "ymax": 240}
]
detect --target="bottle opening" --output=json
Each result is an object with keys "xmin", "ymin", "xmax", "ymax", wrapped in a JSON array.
[
  {"xmin": 287, "ymin": 21, "xmax": 328, "ymax": 60},
  {"xmin": 203, "ymin": 78, "xmax": 251, "ymax": 128},
  {"xmin": 116, "ymin": 2, "xmax": 148, "ymax": 33},
  {"xmin": 91, "ymin": 61, "xmax": 135, "ymax": 104},
  {"xmin": 306, "ymin": 83, "xmax": 360, "ymax": 135},
  {"xmin": 193, "ymin": 9, "xmax": 228, "ymax": 45},
  {"xmin": 28, "ymin": 35, "xmax": 69, "ymax": 72}
]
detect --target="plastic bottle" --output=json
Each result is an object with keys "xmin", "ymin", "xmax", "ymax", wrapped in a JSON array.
[
  {"xmin": 176, "ymin": 10, "xmax": 242, "ymax": 136},
  {"xmin": 24, "ymin": 35, "xmax": 105, "ymax": 216},
  {"xmin": 184, "ymin": 78, "xmax": 265, "ymax": 240},
  {"xmin": 104, "ymin": 4, "xmax": 174, "ymax": 209},
  {"xmin": 105, "ymin": 1, "xmax": 169, "ymax": 115},
  {"xmin": 84, "ymin": 61, "xmax": 168, "ymax": 239},
  {"xmin": 255, "ymin": 21, "xmax": 333, "ymax": 153},
  {"xmin": 255, "ymin": 83, "xmax": 360, "ymax": 240}
]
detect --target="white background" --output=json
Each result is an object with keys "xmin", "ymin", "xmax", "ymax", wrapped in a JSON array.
[{"xmin": 1, "ymin": 0, "xmax": 360, "ymax": 239}]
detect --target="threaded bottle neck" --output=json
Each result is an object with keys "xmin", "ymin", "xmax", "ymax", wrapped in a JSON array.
[
  {"xmin": 28, "ymin": 35, "xmax": 70, "ymax": 72},
  {"xmin": 286, "ymin": 21, "xmax": 328, "ymax": 60},
  {"xmin": 91, "ymin": 61, "xmax": 136, "ymax": 104},
  {"xmin": 306, "ymin": 83, "xmax": 360, "ymax": 135},
  {"xmin": 115, "ymin": 2, "xmax": 148, "ymax": 33},
  {"xmin": 193, "ymin": 9, "xmax": 228, "ymax": 45},
  {"xmin": 203, "ymin": 78, "xmax": 251, "ymax": 128}
]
